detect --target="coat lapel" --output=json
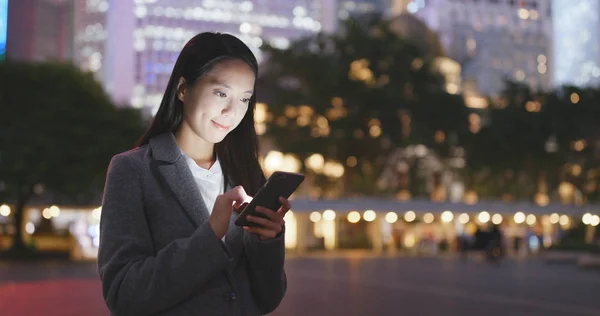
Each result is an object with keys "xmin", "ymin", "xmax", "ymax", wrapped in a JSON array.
[{"xmin": 150, "ymin": 133, "xmax": 209, "ymax": 227}]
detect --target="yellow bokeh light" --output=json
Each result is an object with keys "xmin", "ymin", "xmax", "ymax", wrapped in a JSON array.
[
  {"xmin": 441, "ymin": 211, "xmax": 453, "ymax": 223},
  {"xmin": 526, "ymin": 214, "xmax": 537, "ymax": 226},
  {"xmin": 514, "ymin": 212, "xmax": 526, "ymax": 224},
  {"xmin": 0, "ymin": 204, "xmax": 11, "ymax": 217},
  {"xmin": 458, "ymin": 213, "xmax": 469, "ymax": 224},
  {"xmin": 347, "ymin": 211, "xmax": 361, "ymax": 223},
  {"xmin": 305, "ymin": 153, "xmax": 325, "ymax": 172},
  {"xmin": 518, "ymin": 8, "xmax": 529, "ymax": 19},
  {"xmin": 491, "ymin": 214, "xmax": 503, "ymax": 225},
  {"xmin": 323, "ymin": 210, "xmax": 336, "ymax": 221},
  {"xmin": 582, "ymin": 213, "xmax": 592, "ymax": 225},
  {"xmin": 309, "ymin": 212, "xmax": 321, "ymax": 223},
  {"xmin": 573, "ymin": 140, "xmax": 586, "ymax": 152},
  {"xmin": 49, "ymin": 205, "xmax": 60, "ymax": 217},
  {"xmin": 570, "ymin": 93, "xmax": 580, "ymax": 104},
  {"xmin": 254, "ymin": 102, "xmax": 268, "ymax": 123},
  {"xmin": 423, "ymin": 213, "xmax": 434, "ymax": 224},
  {"xmin": 369, "ymin": 125, "xmax": 382, "ymax": 138},
  {"xmin": 537, "ymin": 54, "xmax": 547, "ymax": 64},
  {"xmin": 363, "ymin": 210, "xmax": 377, "ymax": 222},
  {"xmin": 404, "ymin": 211, "xmax": 416, "ymax": 222},
  {"xmin": 478, "ymin": 211, "xmax": 490, "ymax": 224},
  {"xmin": 559, "ymin": 215, "xmax": 570, "ymax": 226},
  {"xmin": 549, "ymin": 213, "xmax": 559, "ymax": 224},
  {"xmin": 385, "ymin": 212, "xmax": 398, "ymax": 224},
  {"xmin": 591, "ymin": 215, "xmax": 600, "ymax": 227},
  {"xmin": 42, "ymin": 208, "xmax": 52, "ymax": 220},
  {"xmin": 346, "ymin": 156, "xmax": 357, "ymax": 167}
]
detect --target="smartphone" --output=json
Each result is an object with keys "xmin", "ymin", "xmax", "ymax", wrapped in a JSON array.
[{"xmin": 234, "ymin": 171, "xmax": 305, "ymax": 227}]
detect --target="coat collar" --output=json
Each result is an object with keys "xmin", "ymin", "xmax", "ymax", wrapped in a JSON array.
[{"xmin": 149, "ymin": 132, "xmax": 181, "ymax": 164}]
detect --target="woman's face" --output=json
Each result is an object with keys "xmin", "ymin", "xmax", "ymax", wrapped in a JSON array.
[{"xmin": 178, "ymin": 58, "xmax": 255, "ymax": 144}]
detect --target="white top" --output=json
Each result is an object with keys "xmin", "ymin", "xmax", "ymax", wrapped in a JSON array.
[{"xmin": 180, "ymin": 152, "xmax": 225, "ymax": 215}]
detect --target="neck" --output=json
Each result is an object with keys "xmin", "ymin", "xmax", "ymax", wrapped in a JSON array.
[{"xmin": 175, "ymin": 124, "xmax": 215, "ymax": 169}]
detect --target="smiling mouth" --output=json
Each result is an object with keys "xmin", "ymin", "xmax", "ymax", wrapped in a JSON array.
[{"xmin": 211, "ymin": 120, "xmax": 231, "ymax": 131}]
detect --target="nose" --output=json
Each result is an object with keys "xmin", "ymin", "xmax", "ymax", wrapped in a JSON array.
[{"xmin": 221, "ymin": 99, "xmax": 236, "ymax": 117}]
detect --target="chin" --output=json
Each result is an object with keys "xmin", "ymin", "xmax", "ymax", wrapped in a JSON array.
[{"xmin": 203, "ymin": 131, "xmax": 228, "ymax": 144}]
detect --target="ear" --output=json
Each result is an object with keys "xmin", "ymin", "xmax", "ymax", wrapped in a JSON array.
[{"xmin": 177, "ymin": 77, "xmax": 187, "ymax": 103}]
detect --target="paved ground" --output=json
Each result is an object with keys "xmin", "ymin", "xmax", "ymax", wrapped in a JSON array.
[{"xmin": 1, "ymin": 254, "xmax": 599, "ymax": 316}]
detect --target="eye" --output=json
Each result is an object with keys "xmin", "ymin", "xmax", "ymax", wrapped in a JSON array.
[
  {"xmin": 241, "ymin": 98, "xmax": 251, "ymax": 104},
  {"xmin": 215, "ymin": 91, "xmax": 227, "ymax": 98}
]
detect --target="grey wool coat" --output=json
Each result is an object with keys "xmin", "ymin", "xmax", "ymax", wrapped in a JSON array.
[{"xmin": 97, "ymin": 132, "xmax": 287, "ymax": 316}]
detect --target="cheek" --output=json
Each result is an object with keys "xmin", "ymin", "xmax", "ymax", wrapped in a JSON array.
[
  {"xmin": 233, "ymin": 104, "xmax": 249, "ymax": 126},
  {"xmin": 184, "ymin": 96, "xmax": 218, "ymax": 119}
]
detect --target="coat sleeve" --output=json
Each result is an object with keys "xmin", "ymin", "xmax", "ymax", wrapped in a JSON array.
[
  {"xmin": 97, "ymin": 154, "xmax": 233, "ymax": 315},
  {"xmin": 243, "ymin": 230, "xmax": 287, "ymax": 314}
]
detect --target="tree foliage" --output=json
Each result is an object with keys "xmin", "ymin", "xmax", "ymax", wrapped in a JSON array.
[
  {"xmin": 465, "ymin": 81, "xmax": 600, "ymax": 202},
  {"xmin": 260, "ymin": 15, "xmax": 470, "ymax": 196},
  {"xmin": 0, "ymin": 61, "xmax": 144, "ymax": 252}
]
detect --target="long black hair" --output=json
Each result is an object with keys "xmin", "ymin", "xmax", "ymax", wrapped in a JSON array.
[{"xmin": 138, "ymin": 32, "xmax": 266, "ymax": 195}]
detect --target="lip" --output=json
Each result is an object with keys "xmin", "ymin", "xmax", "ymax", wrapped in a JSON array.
[{"xmin": 211, "ymin": 120, "xmax": 231, "ymax": 131}]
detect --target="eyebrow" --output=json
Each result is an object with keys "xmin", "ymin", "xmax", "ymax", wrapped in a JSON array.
[{"xmin": 211, "ymin": 80, "xmax": 253, "ymax": 94}]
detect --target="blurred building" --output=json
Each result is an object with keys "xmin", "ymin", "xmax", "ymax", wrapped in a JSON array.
[
  {"xmin": 552, "ymin": 0, "xmax": 600, "ymax": 88},
  {"xmin": 337, "ymin": 0, "xmax": 390, "ymax": 18},
  {"xmin": 411, "ymin": 0, "xmax": 552, "ymax": 99},
  {"xmin": 0, "ymin": 0, "xmax": 6, "ymax": 61},
  {"xmin": 73, "ymin": 0, "xmax": 326, "ymax": 115},
  {"xmin": 389, "ymin": 13, "xmax": 462, "ymax": 95},
  {"xmin": 6, "ymin": 0, "xmax": 74, "ymax": 61}
]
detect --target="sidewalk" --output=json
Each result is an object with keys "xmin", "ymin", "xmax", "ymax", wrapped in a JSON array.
[{"xmin": 0, "ymin": 278, "xmax": 108, "ymax": 316}]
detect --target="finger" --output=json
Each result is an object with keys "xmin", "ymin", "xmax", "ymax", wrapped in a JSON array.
[
  {"xmin": 246, "ymin": 215, "xmax": 283, "ymax": 230},
  {"xmin": 243, "ymin": 226, "xmax": 279, "ymax": 239},
  {"xmin": 227, "ymin": 186, "xmax": 252, "ymax": 207},
  {"xmin": 255, "ymin": 206, "xmax": 285, "ymax": 224},
  {"xmin": 234, "ymin": 202, "xmax": 249, "ymax": 212},
  {"xmin": 277, "ymin": 197, "xmax": 291, "ymax": 214}
]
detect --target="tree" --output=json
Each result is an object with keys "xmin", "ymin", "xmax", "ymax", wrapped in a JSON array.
[
  {"xmin": 465, "ymin": 80, "xmax": 600, "ymax": 203},
  {"xmin": 260, "ymin": 14, "xmax": 470, "ymax": 197},
  {"xmin": 0, "ymin": 61, "xmax": 144, "ymax": 254}
]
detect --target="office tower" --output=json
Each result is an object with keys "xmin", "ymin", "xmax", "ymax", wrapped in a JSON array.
[
  {"xmin": 552, "ymin": 0, "xmax": 600, "ymax": 88},
  {"xmin": 0, "ymin": 0, "xmax": 6, "ymax": 61},
  {"xmin": 74, "ymin": 0, "xmax": 326, "ymax": 115},
  {"xmin": 336, "ymin": 0, "xmax": 391, "ymax": 20},
  {"xmin": 411, "ymin": 0, "xmax": 552, "ymax": 99},
  {"xmin": 6, "ymin": 0, "xmax": 74, "ymax": 61}
]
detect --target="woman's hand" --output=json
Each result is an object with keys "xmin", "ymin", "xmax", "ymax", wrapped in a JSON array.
[
  {"xmin": 210, "ymin": 186, "xmax": 251, "ymax": 239},
  {"xmin": 243, "ymin": 197, "xmax": 291, "ymax": 240}
]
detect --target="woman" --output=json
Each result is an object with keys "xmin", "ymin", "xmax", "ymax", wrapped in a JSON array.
[{"xmin": 98, "ymin": 32, "xmax": 288, "ymax": 316}]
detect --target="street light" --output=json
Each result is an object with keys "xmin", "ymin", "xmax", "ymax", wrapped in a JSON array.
[
  {"xmin": 347, "ymin": 211, "xmax": 361, "ymax": 223},
  {"xmin": 385, "ymin": 212, "xmax": 398, "ymax": 224},
  {"xmin": 582, "ymin": 213, "xmax": 592, "ymax": 225},
  {"xmin": 514, "ymin": 212, "xmax": 525, "ymax": 224},
  {"xmin": 441, "ymin": 211, "xmax": 453, "ymax": 223},
  {"xmin": 491, "ymin": 214, "xmax": 503, "ymax": 225},
  {"xmin": 478, "ymin": 211, "xmax": 490, "ymax": 224},
  {"xmin": 591, "ymin": 215, "xmax": 600, "ymax": 227},
  {"xmin": 363, "ymin": 210, "xmax": 376, "ymax": 222},
  {"xmin": 0, "ymin": 204, "xmax": 10, "ymax": 217},
  {"xmin": 404, "ymin": 211, "xmax": 416, "ymax": 222}
]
